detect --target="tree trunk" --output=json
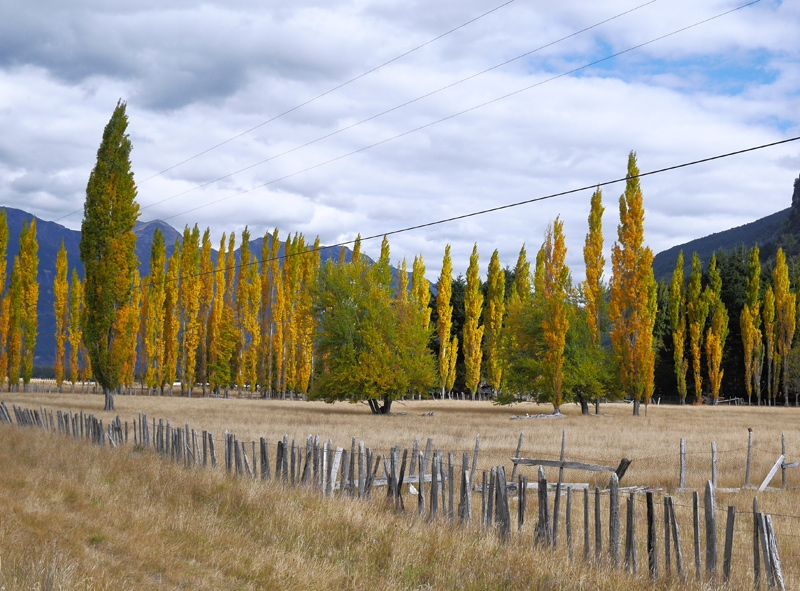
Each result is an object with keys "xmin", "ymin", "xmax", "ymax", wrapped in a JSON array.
[
  {"xmin": 552, "ymin": 404, "xmax": 561, "ymax": 415},
  {"xmin": 577, "ymin": 395, "xmax": 589, "ymax": 415},
  {"xmin": 632, "ymin": 398, "xmax": 640, "ymax": 416},
  {"xmin": 380, "ymin": 397, "xmax": 393, "ymax": 414},
  {"xmin": 595, "ymin": 398, "xmax": 600, "ymax": 415},
  {"xmin": 104, "ymin": 388, "xmax": 115, "ymax": 411}
]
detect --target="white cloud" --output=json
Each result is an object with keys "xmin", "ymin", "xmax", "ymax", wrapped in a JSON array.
[{"xmin": 0, "ymin": 0, "xmax": 797, "ymax": 282}]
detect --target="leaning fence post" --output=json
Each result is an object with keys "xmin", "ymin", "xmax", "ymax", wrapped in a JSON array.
[
  {"xmin": 510, "ymin": 431, "xmax": 524, "ymax": 482},
  {"xmin": 565, "ymin": 486, "xmax": 573, "ymax": 559},
  {"xmin": 765, "ymin": 515, "xmax": 786, "ymax": 591},
  {"xmin": 693, "ymin": 490, "xmax": 701, "ymax": 581},
  {"xmin": 704, "ymin": 480, "xmax": 717, "ymax": 582},
  {"xmin": 625, "ymin": 491, "xmax": 636, "ymax": 573},
  {"xmin": 668, "ymin": 496, "xmax": 685, "ymax": 581},
  {"xmin": 758, "ymin": 512, "xmax": 775, "ymax": 589}
]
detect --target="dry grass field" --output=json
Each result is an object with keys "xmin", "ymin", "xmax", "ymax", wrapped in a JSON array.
[{"xmin": 2, "ymin": 391, "xmax": 800, "ymax": 589}]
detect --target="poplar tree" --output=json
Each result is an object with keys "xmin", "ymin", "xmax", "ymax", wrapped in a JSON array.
[
  {"xmin": 120, "ymin": 270, "xmax": 141, "ymax": 389},
  {"xmin": 0, "ymin": 209, "xmax": 8, "ymax": 388},
  {"xmin": 540, "ymin": 218, "xmax": 571, "ymax": 413},
  {"xmin": 198, "ymin": 228, "xmax": 214, "ymax": 396},
  {"xmin": 608, "ymin": 152, "xmax": 656, "ymax": 416},
  {"xmin": 259, "ymin": 231, "xmax": 273, "ymax": 394},
  {"xmin": 774, "ymin": 248, "xmax": 796, "ymax": 406},
  {"xmin": 411, "ymin": 254, "xmax": 430, "ymax": 331},
  {"xmin": 68, "ymin": 269, "xmax": 82, "ymax": 392},
  {"xmin": 483, "ymin": 250, "xmax": 505, "ymax": 392},
  {"xmin": 18, "ymin": 220, "xmax": 38, "ymax": 389},
  {"xmin": 7, "ymin": 257, "xmax": 22, "ymax": 390},
  {"xmin": 704, "ymin": 254, "xmax": 728, "ymax": 404},
  {"xmin": 740, "ymin": 246, "xmax": 763, "ymax": 405},
  {"xmin": 763, "ymin": 285, "xmax": 776, "ymax": 404},
  {"xmin": 295, "ymin": 238, "xmax": 319, "ymax": 394},
  {"xmin": 179, "ymin": 225, "xmax": 201, "ymax": 396},
  {"xmin": 668, "ymin": 252, "xmax": 688, "ymax": 403},
  {"xmin": 436, "ymin": 245, "xmax": 454, "ymax": 396},
  {"xmin": 80, "ymin": 101, "xmax": 140, "ymax": 410},
  {"xmin": 269, "ymin": 231, "xmax": 284, "ymax": 395},
  {"xmin": 161, "ymin": 241, "xmax": 181, "ymax": 395},
  {"xmin": 686, "ymin": 253, "xmax": 708, "ymax": 401},
  {"xmin": 53, "ymin": 240, "xmax": 69, "ymax": 390},
  {"xmin": 208, "ymin": 234, "xmax": 236, "ymax": 394},
  {"xmin": 142, "ymin": 230, "xmax": 166, "ymax": 394},
  {"xmin": 583, "ymin": 188, "xmax": 605, "ymax": 346},
  {"xmin": 463, "ymin": 244, "xmax": 484, "ymax": 397}
]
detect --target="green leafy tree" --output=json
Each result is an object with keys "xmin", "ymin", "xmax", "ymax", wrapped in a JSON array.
[
  {"xmin": 704, "ymin": 254, "xmax": 728, "ymax": 404},
  {"xmin": 80, "ymin": 101, "xmax": 140, "ymax": 410},
  {"xmin": 436, "ymin": 245, "xmax": 455, "ymax": 396},
  {"xmin": 310, "ymin": 236, "xmax": 435, "ymax": 413},
  {"xmin": 741, "ymin": 246, "xmax": 763, "ymax": 405},
  {"xmin": 686, "ymin": 253, "xmax": 709, "ymax": 401}
]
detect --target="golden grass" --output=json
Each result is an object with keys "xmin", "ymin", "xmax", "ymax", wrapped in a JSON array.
[{"xmin": 2, "ymin": 392, "xmax": 800, "ymax": 589}]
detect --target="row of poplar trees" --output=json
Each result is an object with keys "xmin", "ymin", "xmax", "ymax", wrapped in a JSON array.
[{"xmin": 667, "ymin": 245, "xmax": 799, "ymax": 406}]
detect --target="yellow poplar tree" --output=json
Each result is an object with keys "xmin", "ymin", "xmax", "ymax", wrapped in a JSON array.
[
  {"xmin": 198, "ymin": 228, "xmax": 214, "ymax": 396},
  {"xmin": 583, "ymin": 188, "xmax": 605, "ymax": 346},
  {"xmin": 774, "ymin": 248, "xmax": 796, "ymax": 406},
  {"xmin": 271, "ymin": 231, "xmax": 285, "ymax": 395},
  {"xmin": 68, "ymin": 269, "xmax": 82, "ymax": 392},
  {"xmin": 686, "ymin": 253, "xmax": 708, "ymax": 401},
  {"xmin": 436, "ymin": 244, "xmax": 454, "ymax": 396},
  {"xmin": 411, "ymin": 254, "xmax": 430, "ymax": 331},
  {"xmin": 53, "ymin": 240, "xmax": 69, "ymax": 390},
  {"xmin": 463, "ymin": 244, "xmax": 484, "ymax": 397},
  {"xmin": 740, "ymin": 246, "xmax": 763, "ymax": 405},
  {"xmin": 0, "ymin": 209, "xmax": 7, "ymax": 388},
  {"xmin": 142, "ymin": 229, "xmax": 166, "ymax": 394},
  {"xmin": 541, "ymin": 218, "xmax": 571, "ymax": 413},
  {"xmin": 18, "ymin": 220, "xmax": 38, "ymax": 389},
  {"xmin": 763, "ymin": 285, "xmax": 777, "ymax": 404},
  {"xmin": 179, "ymin": 225, "xmax": 201, "ymax": 396},
  {"xmin": 7, "ymin": 257, "xmax": 22, "ymax": 391},
  {"xmin": 208, "ymin": 234, "xmax": 235, "ymax": 394},
  {"xmin": 608, "ymin": 152, "xmax": 656, "ymax": 416},
  {"xmin": 120, "ymin": 270, "xmax": 141, "ymax": 389},
  {"xmin": 235, "ymin": 227, "xmax": 253, "ymax": 395},
  {"xmin": 259, "ymin": 231, "xmax": 273, "ymax": 393},
  {"xmin": 161, "ymin": 241, "xmax": 181, "ymax": 395},
  {"xmin": 668, "ymin": 252, "xmax": 688, "ymax": 403},
  {"xmin": 295, "ymin": 238, "xmax": 319, "ymax": 394},
  {"xmin": 704, "ymin": 254, "xmax": 728, "ymax": 404},
  {"xmin": 483, "ymin": 249, "xmax": 505, "ymax": 392}
]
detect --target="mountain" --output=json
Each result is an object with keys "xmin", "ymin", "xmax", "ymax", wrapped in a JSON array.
[
  {"xmin": 0, "ymin": 208, "xmax": 404, "ymax": 369},
  {"xmin": 652, "ymin": 208, "xmax": 792, "ymax": 282}
]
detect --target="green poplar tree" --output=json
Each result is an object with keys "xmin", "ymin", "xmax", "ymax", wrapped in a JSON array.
[
  {"xmin": 483, "ymin": 249, "xmax": 505, "ymax": 392},
  {"xmin": 80, "ymin": 100, "xmax": 140, "ymax": 411},
  {"xmin": 668, "ymin": 252, "xmax": 688, "ymax": 404}
]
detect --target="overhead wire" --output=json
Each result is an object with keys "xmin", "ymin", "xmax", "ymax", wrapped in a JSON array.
[
  {"xmin": 151, "ymin": 0, "xmax": 763, "ymax": 224},
  {"xmin": 140, "ymin": 0, "xmax": 521, "ymax": 183},
  {"xmin": 136, "ymin": 0, "xmax": 659, "ymax": 213},
  {"xmin": 146, "ymin": 133, "xmax": 800, "ymax": 289}
]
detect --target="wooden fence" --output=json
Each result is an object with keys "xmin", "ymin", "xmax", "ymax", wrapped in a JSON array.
[{"xmin": 0, "ymin": 401, "xmax": 790, "ymax": 590}]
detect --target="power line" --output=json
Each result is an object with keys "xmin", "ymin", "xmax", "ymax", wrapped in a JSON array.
[
  {"xmin": 138, "ymin": 0, "xmax": 658, "ymax": 213},
  {"xmin": 146, "ymin": 134, "xmax": 800, "ymax": 289},
  {"xmin": 138, "ymin": 0, "xmax": 520, "ymax": 184},
  {"xmin": 155, "ymin": 0, "xmax": 762, "ymax": 224}
]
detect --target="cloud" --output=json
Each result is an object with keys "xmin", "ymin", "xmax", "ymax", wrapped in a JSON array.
[{"xmin": 0, "ymin": 0, "xmax": 798, "ymax": 282}]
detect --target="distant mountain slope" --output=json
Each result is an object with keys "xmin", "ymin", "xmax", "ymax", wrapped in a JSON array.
[
  {"xmin": 652, "ymin": 208, "xmax": 792, "ymax": 282},
  {"xmin": 0, "ymin": 208, "xmax": 408, "ymax": 368}
]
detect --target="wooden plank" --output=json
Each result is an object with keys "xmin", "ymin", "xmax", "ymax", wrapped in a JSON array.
[
  {"xmin": 510, "ymin": 431, "xmax": 524, "ymax": 482},
  {"xmin": 668, "ymin": 496, "xmax": 685, "ymax": 581},
  {"xmin": 753, "ymin": 497, "xmax": 761, "ymax": 589},
  {"xmin": 766, "ymin": 515, "xmax": 786, "ymax": 591},
  {"xmin": 512, "ymin": 458, "xmax": 615, "ymax": 472},
  {"xmin": 758, "ymin": 455, "xmax": 785, "ymax": 492}
]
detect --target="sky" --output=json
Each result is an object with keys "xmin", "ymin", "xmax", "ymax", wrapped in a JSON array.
[{"xmin": 0, "ymin": 0, "xmax": 798, "ymax": 281}]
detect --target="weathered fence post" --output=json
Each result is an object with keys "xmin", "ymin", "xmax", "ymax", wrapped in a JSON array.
[
  {"xmin": 693, "ymin": 490, "xmax": 701, "ymax": 581},
  {"xmin": 647, "ymin": 491, "xmax": 657, "ymax": 579},
  {"xmin": 594, "ymin": 486, "xmax": 601, "ymax": 559},
  {"xmin": 746, "ymin": 429, "xmax": 753, "ymax": 487},
  {"xmin": 753, "ymin": 497, "xmax": 761, "ymax": 589},
  {"xmin": 765, "ymin": 515, "xmax": 786, "ymax": 591},
  {"xmin": 510, "ymin": 431, "xmax": 524, "ymax": 482},
  {"xmin": 668, "ymin": 496, "xmax": 685, "ymax": 581},
  {"xmin": 517, "ymin": 475, "xmax": 526, "ymax": 531},
  {"xmin": 711, "ymin": 442, "xmax": 718, "ymax": 488},
  {"xmin": 680, "ymin": 438, "xmax": 686, "ymax": 489},
  {"xmin": 495, "ymin": 466, "xmax": 510, "ymax": 543},
  {"xmin": 704, "ymin": 480, "xmax": 717, "ymax": 582},
  {"xmin": 781, "ymin": 433, "xmax": 786, "ymax": 489},
  {"xmin": 723, "ymin": 505, "xmax": 735, "ymax": 584},
  {"xmin": 609, "ymin": 473, "xmax": 620, "ymax": 567},
  {"xmin": 664, "ymin": 496, "xmax": 671, "ymax": 577},
  {"xmin": 583, "ymin": 487, "xmax": 590, "ymax": 561},
  {"xmin": 565, "ymin": 486, "xmax": 573, "ymax": 560},
  {"xmin": 625, "ymin": 491, "xmax": 636, "ymax": 573},
  {"xmin": 536, "ymin": 466, "xmax": 550, "ymax": 546},
  {"xmin": 553, "ymin": 429, "xmax": 565, "ymax": 547}
]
